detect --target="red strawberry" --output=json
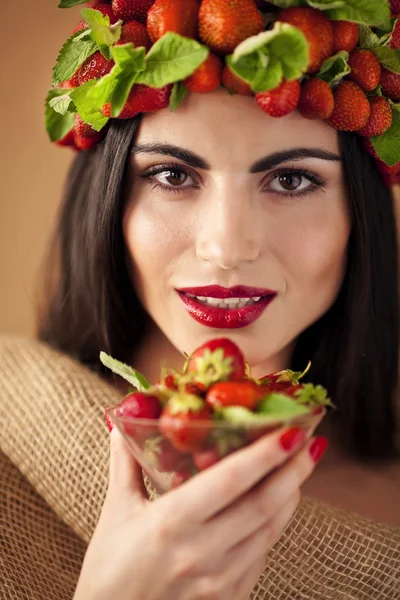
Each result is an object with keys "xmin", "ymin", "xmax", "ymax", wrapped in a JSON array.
[
  {"xmin": 222, "ymin": 65, "xmax": 252, "ymax": 96},
  {"xmin": 380, "ymin": 66, "xmax": 400, "ymax": 101},
  {"xmin": 112, "ymin": 0, "xmax": 155, "ymax": 23},
  {"xmin": 198, "ymin": 0, "xmax": 265, "ymax": 56},
  {"xmin": 65, "ymin": 71, "xmax": 81, "ymax": 88},
  {"xmin": 193, "ymin": 447, "xmax": 222, "ymax": 470},
  {"xmin": 159, "ymin": 393, "xmax": 213, "ymax": 453},
  {"xmin": 55, "ymin": 129, "xmax": 79, "ymax": 150},
  {"xmin": 375, "ymin": 159, "xmax": 400, "ymax": 186},
  {"xmin": 256, "ymin": 79, "xmax": 301, "ymax": 118},
  {"xmin": 73, "ymin": 2, "xmax": 118, "ymax": 33},
  {"xmin": 390, "ymin": 18, "xmax": 400, "ymax": 50},
  {"xmin": 184, "ymin": 53, "xmax": 223, "ymax": 93},
  {"xmin": 327, "ymin": 81, "xmax": 370, "ymax": 131},
  {"xmin": 362, "ymin": 138, "xmax": 379, "ymax": 160},
  {"xmin": 347, "ymin": 49, "xmax": 381, "ymax": 92},
  {"xmin": 116, "ymin": 19, "xmax": 152, "ymax": 50},
  {"xmin": 102, "ymin": 83, "xmax": 172, "ymax": 118},
  {"xmin": 171, "ymin": 470, "xmax": 192, "ymax": 488},
  {"xmin": 332, "ymin": 21, "xmax": 359, "ymax": 54},
  {"xmin": 277, "ymin": 7, "xmax": 334, "ymax": 74},
  {"xmin": 77, "ymin": 51, "xmax": 114, "ymax": 85},
  {"xmin": 153, "ymin": 438, "xmax": 191, "ymax": 472},
  {"xmin": 74, "ymin": 115, "xmax": 107, "ymax": 150},
  {"xmin": 187, "ymin": 338, "xmax": 246, "ymax": 385},
  {"xmin": 298, "ymin": 78, "xmax": 334, "ymax": 120},
  {"xmin": 390, "ymin": 1, "xmax": 400, "ymax": 16},
  {"xmin": 115, "ymin": 391, "xmax": 162, "ymax": 440},
  {"xmin": 206, "ymin": 380, "xmax": 264, "ymax": 411},
  {"xmin": 147, "ymin": 0, "xmax": 200, "ymax": 44},
  {"xmin": 357, "ymin": 96, "xmax": 393, "ymax": 137}
]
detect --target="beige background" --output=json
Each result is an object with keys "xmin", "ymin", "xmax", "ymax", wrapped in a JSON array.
[{"xmin": 0, "ymin": 1, "xmax": 399, "ymax": 336}]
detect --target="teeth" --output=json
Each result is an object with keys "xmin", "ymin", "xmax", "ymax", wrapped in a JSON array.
[{"xmin": 191, "ymin": 296, "xmax": 264, "ymax": 309}]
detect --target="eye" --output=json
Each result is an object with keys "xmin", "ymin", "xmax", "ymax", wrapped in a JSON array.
[
  {"xmin": 140, "ymin": 164, "xmax": 198, "ymax": 194},
  {"xmin": 265, "ymin": 168, "xmax": 326, "ymax": 197}
]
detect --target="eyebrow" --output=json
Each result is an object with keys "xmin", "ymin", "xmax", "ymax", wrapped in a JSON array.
[{"xmin": 131, "ymin": 143, "xmax": 341, "ymax": 172}]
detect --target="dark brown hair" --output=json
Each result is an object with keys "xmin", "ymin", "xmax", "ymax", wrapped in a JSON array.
[{"xmin": 37, "ymin": 118, "xmax": 399, "ymax": 460}]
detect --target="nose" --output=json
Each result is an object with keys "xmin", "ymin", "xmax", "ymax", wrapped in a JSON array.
[{"xmin": 196, "ymin": 185, "xmax": 261, "ymax": 270}]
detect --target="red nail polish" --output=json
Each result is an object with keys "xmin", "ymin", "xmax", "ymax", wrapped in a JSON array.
[
  {"xmin": 309, "ymin": 436, "xmax": 328, "ymax": 462},
  {"xmin": 279, "ymin": 427, "xmax": 306, "ymax": 451},
  {"xmin": 312, "ymin": 406, "xmax": 323, "ymax": 415}
]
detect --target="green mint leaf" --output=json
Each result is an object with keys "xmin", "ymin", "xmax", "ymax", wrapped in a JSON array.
[
  {"xmin": 229, "ymin": 22, "xmax": 309, "ymax": 93},
  {"xmin": 257, "ymin": 393, "xmax": 311, "ymax": 417},
  {"xmin": 53, "ymin": 30, "xmax": 97, "ymax": 86},
  {"xmin": 317, "ymin": 50, "xmax": 350, "ymax": 85},
  {"xmin": 99, "ymin": 352, "xmax": 151, "ymax": 391},
  {"xmin": 45, "ymin": 89, "xmax": 76, "ymax": 142},
  {"xmin": 371, "ymin": 108, "xmax": 400, "ymax": 167},
  {"xmin": 70, "ymin": 80, "xmax": 109, "ymax": 131},
  {"xmin": 370, "ymin": 46, "xmax": 400, "ymax": 74},
  {"xmin": 59, "ymin": 0, "xmax": 87, "ymax": 7},
  {"xmin": 81, "ymin": 8, "xmax": 122, "ymax": 53},
  {"xmin": 265, "ymin": 0, "xmax": 304, "ymax": 6},
  {"xmin": 307, "ymin": 0, "xmax": 391, "ymax": 29},
  {"xmin": 170, "ymin": 81, "xmax": 189, "ymax": 111},
  {"xmin": 137, "ymin": 32, "xmax": 209, "ymax": 88},
  {"xmin": 359, "ymin": 24, "xmax": 392, "ymax": 49},
  {"xmin": 49, "ymin": 91, "xmax": 74, "ymax": 116}
]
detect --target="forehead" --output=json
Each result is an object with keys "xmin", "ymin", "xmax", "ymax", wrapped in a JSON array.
[{"xmin": 135, "ymin": 88, "xmax": 340, "ymax": 164}]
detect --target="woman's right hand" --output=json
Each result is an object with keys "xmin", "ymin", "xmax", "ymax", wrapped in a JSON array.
[{"xmin": 74, "ymin": 419, "xmax": 326, "ymax": 600}]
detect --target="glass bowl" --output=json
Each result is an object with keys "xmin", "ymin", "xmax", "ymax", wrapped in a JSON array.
[{"xmin": 106, "ymin": 405, "xmax": 326, "ymax": 495}]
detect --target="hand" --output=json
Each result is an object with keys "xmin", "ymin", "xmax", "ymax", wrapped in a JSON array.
[{"xmin": 74, "ymin": 418, "xmax": 325, "ymax": 600}]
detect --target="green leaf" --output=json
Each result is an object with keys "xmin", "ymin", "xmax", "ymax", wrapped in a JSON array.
[
  {"xmin": 371, "ymin": 46, "xmax": 400, "ymax": 74},
  {"xmin": 59, "ymin": 0, "xmax": 87, "ymax": 7},
  {"xmin": 229, "ymin": 22, "xmax": 309, "ymax": 93},
  {"xmin": 317, "ymin": 50, "xmax": 350, "ymax": 85},
  {"xmin": 49, "ymin": 91, "xmax": 74, "ymax": 116},
  {"xmin": 53, "ymin": 30, "xmax": 97, "ymax": 86},
  {"xmin": 170, "ymin": 82, "xmax": 189, "ymax": 111},
  {"xmin": 70, "ymin": 80, "xmax": 109, "ymax": 131},
  {"xmin": 307, "ymin": 0, "xmax": 391, "ymax": 29},
  {"xmin": 371, "ymin": 108, "xmax": 400, "ymax": 167},
  {"xmin": 45, "ymin": 89, "xmax": 76, "ymax": 142},
  {"xmin": 257, "ymin": 393, "xmax": 311, "ymax": 417},
  {"xmin": 99, "ymin": 352, "xmax": 151, "ymax": 391},
  {"xmin": 80, "ymin": 8, "xmax": 122, "ymax": 59},
  {"xmin": 358, "ymin": 24, "xmax": 392, "ymax": 49},
  {"xmin": 137, "ymin": 32, "xmax": 209, "ymax": 88},
  {"xmin": 266, "ymin": 0, "xmax": 304, "ymax": 6},
  {"xmin": 294, "ymin": 384, "xmax": 334, "ymax": 407}
]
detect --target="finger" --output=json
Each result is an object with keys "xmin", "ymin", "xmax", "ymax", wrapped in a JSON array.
[
  {"xmin": 108, "ymin": 426, "xmax": 148, "ymax": 502},
  {"xmin": 231, "ymin": 558, "xmax": 266, "ymax": 600},
  {"xmin": 163, "ymin": 417, "xmax": 319, "ymax": 523},
  {"xmin": 201, "ymin": 433, "xmax": 319, "ymax": 552}
]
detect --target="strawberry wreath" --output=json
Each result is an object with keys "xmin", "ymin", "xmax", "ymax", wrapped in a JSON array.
[{"xmin": 46, "ymin": 0, "xmax": 400, "ymax": 185}]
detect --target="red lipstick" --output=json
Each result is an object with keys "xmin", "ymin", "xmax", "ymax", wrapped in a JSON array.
[{"xmin": 177, "ymin": 285, "xmax": 276, "ymax": 329}]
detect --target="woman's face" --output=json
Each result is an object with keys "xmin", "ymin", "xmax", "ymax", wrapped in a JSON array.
[{"xmin": 123, "ymin": 89, "xmax": 350, "ymax": 373}]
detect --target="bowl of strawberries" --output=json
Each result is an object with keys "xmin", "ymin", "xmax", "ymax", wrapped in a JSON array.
[{"xmin": 102, "ymin": 338, "xmax": 332, "ymax": 494}]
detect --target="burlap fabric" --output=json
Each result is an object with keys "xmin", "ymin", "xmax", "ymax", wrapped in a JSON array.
[{"xmin": 1, "ymin": 335, "xmax": 399, "ymax": 600}]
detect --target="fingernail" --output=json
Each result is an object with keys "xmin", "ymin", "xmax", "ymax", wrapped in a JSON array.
[
  {"xmin": 312, "ymin": 406, "xmax": 324, "ymax": 415},
  {"xmin": 309, "ymin": 436, "xmax": 328, "ymax": 462},
  {"xmin": 279, "ymin": 427, "xmax": 306, "ymax": 451}
]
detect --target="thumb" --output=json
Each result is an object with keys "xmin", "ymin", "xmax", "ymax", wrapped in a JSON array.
[{"xmin": 108, "ymin": 426, "xmax": 148, "ymax": 502}]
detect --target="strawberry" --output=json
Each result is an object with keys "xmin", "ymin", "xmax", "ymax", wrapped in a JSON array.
[
  {"xmin": 222, "ymin": 65, "xmax": 252, "ymax": 96},
  {"xmin": 206, "ymin": 380, "xmax": 265, "ymax": 410},
  {"xmin": 116, "ymin": 19, "xmax": 152, "ymax": 50},
  {"xmin": 198, "ymin": 0, "xmax": 265, "ymax": 56},
  {"xmin": 375, "ymin": 159, "xmax": 400, "ymax": 186},
  {"xmin": 362, "ymin": 138, "xmax": 379, "ymax": 160},
  {"xmin": 112, "ymin": 0, "xmax": 155, "ymax": 23},
  {"xmin": 193, "ymin": 447, "xmax": 221, "ymax": 470},
  {"xmin": 259, "ymin": 363, "xmax": 310, "ymax": 392},
  {"xmin": 390, "ymin": 1, "xmax": 400, "ymax": 16},
  {"xmin": 357, "ymin": 96, "xmax": 393, "ymax": 137},
  {"xmin": 390, "ymin": 18, "xmax": 400, "ymax": 50},
  {"xmin": 327, "ymin": 81, "xmax": 370, "ymax": 132},
  {"xmin": 115, "ymin": 391, "xmax": 162, "ymax": 440},
  {"xmin": 187, "ymin": 338, "xmax": 246, "ymax": 385},
  {"xmin": 102, "ymin": 83, "xmax": 172, "ymax": 118},
  {"xmin": 171, "ymin": 470, "xmax": 192, "ymax": 488},
  {"xmin": 277, "ymin": 7, "xmax": 334, "ymax": 74},
  {"xmin": 151, "ymin": 438, "xmax": 191, "ymax": 472},
  {"xmin": 55, "ymin": 129, "xmax": 79, "ymax": 150},
  {"xmin": 73, "ymin": 2, "xmax": 118, "ymax": 33},
  {"xmin": 74, "ymin": 115, "xmax": 107, "ymax": 150},
  {"xmin": 184, "ymin": 53, "xmax": 223, "ymax": 93},
  {"xmin": 332, "ymin": 20, "xmax": 359, "ymax": 54},
  {"xmin": 380, "ymin": 66, "xmax": 400, "ymax": 101},
  {"xmin": 255, "ymin": 79, "xmax": 301, "ymax": 118},
  {"xmin": 347, "ymin": 49, "xmax": 381, "ymax": 92},
  {"xmin": 159, "ymin": 393, "xmax": 213, "ymax": 453},
  {"xmin": 147, "ymin": 0, "xmax": 200, "ymax": 44},
  {"xmin": 298, "ymin": 78, "xmax": 334, "ymax": 120},
  {"xmin": 77, "ymin": 51, "xmax": 114, "ymax": 85}
]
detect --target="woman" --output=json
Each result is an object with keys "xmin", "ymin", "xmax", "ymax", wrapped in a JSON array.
[{"xmin": 8, "ymin": 0, "xmax": 400, "ymax": 598}]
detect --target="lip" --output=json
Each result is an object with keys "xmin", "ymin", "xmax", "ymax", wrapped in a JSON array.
[
  {"xmin": 177, "ymin": 286, "xmax": 277, "ymax": 329},
  {"xmin": 178, "ymin": 285, "xmax": 276, "ymax": 299}
]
